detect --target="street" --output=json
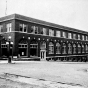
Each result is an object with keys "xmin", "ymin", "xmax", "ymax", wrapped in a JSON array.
[{"xmin": 0, "ymin": 61, "xmax": 88, "ymax": 88}]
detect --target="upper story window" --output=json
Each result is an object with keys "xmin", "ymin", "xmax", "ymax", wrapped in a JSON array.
[
  {"xmin": 6, "ymin": 23, "xmax": 12, "ymax": 32},
  {"xmin": 86, "ymin": 36, "xmax": 88, "ymax": 41},
  {"xmin": 82, "ymin": 35, "xmax": 85, "ymax": 40},
  {"xmin": 62, "ymin": 31, "xmax": 66, "ymax": 38},
  {"xmin": 31, "ymin": 26, "xmax": 38, "ymax": 34},
  {"xmin": 78, "ymin": 34, "xmax": 81, "ymax": 40},
  {"xmin": 0, "ymin": 25, "xmax": 3, "ymax": 32},
  {"xmin": 73, "ymin": 34, "xmax": 76, "ymax": 39},
  {"xmin": 49, "ymin": 29, "xmax": 54, "ymax": 36},
  {"xmin": 19, "ymin": 24, "xmax": 27, "ymax": 33},
  {"xmin": 56, "ymin": 31, "xmax": 61, "ymax": 37},
  {"xmin": 68, "ymin": 33, "xmax": 72, "ymax": 39},
  {"xmin": 40, "ymin": 27, "xmax": 47, "ymax": 35}
]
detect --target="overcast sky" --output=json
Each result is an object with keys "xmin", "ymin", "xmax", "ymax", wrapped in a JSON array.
[{"xmin": 0, "ymin": 0, "xmax": 88, "ymax": 32}]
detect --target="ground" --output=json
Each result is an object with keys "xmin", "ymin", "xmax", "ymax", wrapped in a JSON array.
[{"xmin": 0, "ymin": 60, "xmax": 88, "ymax": 88}]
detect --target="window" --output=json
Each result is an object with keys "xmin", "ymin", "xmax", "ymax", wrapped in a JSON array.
[
  {"xmin": 31, "ymin": 26, "xmax": 38, "ymax": 34},
  {"xmin": 40, "ymin": 41, "xmax": 46, "ymax": 50},
  {"xmin": 68, "ymin": 33, "xmax": 72, "ymax": 39},
  {"xmin": 73, "ymin": 34, "xmax": 76, "ymax": 39},
  {"xmin": 86, "ymin": 36, "xmax": 88, "ymax": 41},
  {"xmin": 49, "ymin": 42, "xmax": 54, "ymax": 54},
  {"xmin": 82, "ymin": 35, "xmax": 84, "ymax": 40},
  {"xmin": 40, "ymin": 27, "xmax": 47, "ymax": 35},
  {"xmin": 82, "ymin": 45, "xmax": 85, "ymax": 53},
  {"xmin": 78, "ymin": 44, "xmax": 81, "ymax": 53},
  {"xmin": 68, "ymin": 43, "xmax": 72, "ymax": 54},
  {"xmin": 62, "ymin": 31, "xmax": 66, "ymax": 38},
  {"xmin": 85, "ymin": 45, "xmax": 88, "ymax": 53},
  {"xmin": 62, "ymin": 43, "xmax": 66, "ymax": 54},
  {"xmin": 73, "ymin": 44, "xmax": 76, "ymax": 54},
  {"xmin": 6, "ymin": 23, "xmax": 12, "ymax": 32},
  {"xmin": 19, "ymin": 24, "xmax": 27, "ymax": 32},
  {"xmin": 49, "ymin": 29, "xmax": 54, "ymax": 36},
  {"xmin": 78, "ymin": 34, "xmax": 80, "ymax": 40},
  {"xmin": 0, "ymin": 25, "xmax": 3, "ymax": 32},
  {"xmin": 56, "ymin": 31, "xmax": 60, "ymax": 37},
  {"xmin": 56, "ymin": 43, "xmax": 61, "ymax": 54}
]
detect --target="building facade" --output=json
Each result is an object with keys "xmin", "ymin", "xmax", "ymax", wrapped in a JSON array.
[{"xmin": 0, "ymin": 14, "xmax": 88, "ymax": 61}]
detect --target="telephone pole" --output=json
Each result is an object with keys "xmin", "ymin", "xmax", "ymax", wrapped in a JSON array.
[{"xmin": 5, "ymin": 0, "xmax": 7, "ymax": 15}]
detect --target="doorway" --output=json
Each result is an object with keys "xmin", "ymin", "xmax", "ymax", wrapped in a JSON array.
[{"xmin": 40, "ymin": 50, "xmax": 46, "ymax": 60}]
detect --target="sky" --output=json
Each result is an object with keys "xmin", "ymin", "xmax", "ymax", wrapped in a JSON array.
[{"xmin": 0, "ymin": 0, "xmax": 88, "ymax": 32}]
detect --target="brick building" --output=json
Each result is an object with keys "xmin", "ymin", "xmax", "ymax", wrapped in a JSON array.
[{"xmin": 0, "ymin": 14, "xmax": 88, "ymax": 61}]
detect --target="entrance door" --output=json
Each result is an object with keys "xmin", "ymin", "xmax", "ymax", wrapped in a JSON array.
[{"xmin": 40, "ymin": 50, "xmax": 46, "ymax": 60}]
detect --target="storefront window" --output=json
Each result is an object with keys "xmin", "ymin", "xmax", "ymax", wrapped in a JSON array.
[
  {"xmin": 62, "ymin": 43, "xmax": 66, "ymax": 54},
  {"xmin": 49, "ymin": 42, "xmax": 54, "ymax": 54},
  {"xmin": 78, "ymin": 44, "xmax": 81, "ymax": 53},
  {"xmin": 68, "ymin": 43, "xmax": 72, "ymax": 54},
  {"xmin": 73, "ymin": 44, "xmax": 76, "ymax": 54},
  {"xmin": 56, "ymin": 43, "xmax": 61, "ymax": 54}
]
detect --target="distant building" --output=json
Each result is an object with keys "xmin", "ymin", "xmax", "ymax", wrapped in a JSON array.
[{"xmin": 0, "ymin": 14, "xmax": 88, "ymax": 61}]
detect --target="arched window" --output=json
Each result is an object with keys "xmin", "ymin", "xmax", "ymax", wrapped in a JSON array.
[
  {"xmin": 1, "ymin": 40, "xmax": 8, "ymax": 56},
  {"xmin": 49, "ymin": 42, "xmax": 54, "ymax": 54},
  {"xmin": 56, "ymin": 43, "xmax": 61, "ymax": 54},
  {"xmin": 78, "ymin": 44, "xmax": 81, "ymax": 53},
  {"xmin": 40, "ymin": 41, "xmax": 46, "ymax": 50},
  {"xmin": 73, "ymin": 44, "xmax": 76, "ymax": 54},
  {"xmin": 30, "ymin": 40, "xmax": 38, "ymax": 56},
  {"xmin": 62, "ymin": 43, "xmax": 66, "ymax": 54},
  {"xmin": 18, "ymin": 39, "xmax": 28, "ymax": 56},
  {"xmin": 68, "ymin": 43, "xmax": 72, "ymax": 54},
  {"xmin": 85, "ymin": 44, "xmax": 88, "ymax": 53},
  {"xmin": 82, "ymin": 44, "xmax": 85, "ymax": 53}
]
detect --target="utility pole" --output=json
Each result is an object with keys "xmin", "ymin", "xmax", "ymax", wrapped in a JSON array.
[{"xmin": 5, "ymin": 0, "xmax": 7, "ymax": 15}]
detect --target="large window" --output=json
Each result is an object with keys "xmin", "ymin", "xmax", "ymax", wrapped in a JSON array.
[
  {"xmin": 18, "ymin": 39, "xmax": 28, "ymax": 56},
  {"xmin": 82, "ymin": 45, "xmax": 85, "ymax": 53},
  {"xmin": 82, "ymin": 35, "xmax": 85, "ymax": 40},
  {"xmin": 6, "ymin": 23, "xmax": 12, "ymax": 32},
  {"xmin": 56, "ymin": 31, "xmax": 61, "ymax": 37},
  {"xmin": 0, "ymin": 25, "xmax": 3, "ymax": 32},
  {"xmin": 85, "ymin": 44, "xmax": 88, "ymax": 53},
  {"xmin": 40, "ymin": 27, "xmax": 47, "ymax": 35},
  {"xmin": 68, "ymin": 43, "xmax": 72, "ymax": 54},
  {"xmin": 78, "ymin": 44, "xmax": 81, "ymax": 53},
  {"xmin": 31, "ymin": 26, "xmax": 38, "ymax": 34},
  {"xmin": 68, "ymin": 33, "xmax": 72, "ymax": 39},
  {"xmin": 19, "ymin": 24, "xmax": 27, "ymax": 32},
  {"xmin": 30, "ymin": 40, "xmax": 38, "ymax": 56},
  {"xmin": 62, "ymin": 31, "xmax": 66, "ymax": 38},
  {"xmin": 62, "ymin": 43, "xmax": 67, "ymax": 54},
  {"xmin": 73, "ymin": 34, "xmax": 76, "ymax": 39},
  {"xmin": 49, "ymin": 29, "xmax": 54, "ymax": 36},
  {"xmin": 73, "ymin": 44, "xmax": 76, "ymax": 54},
  {"xmin": 86, "ymin": 36, "xmax": 88, "ymax": 41},
  {"xmin": 56, "ymin": 43, "xmax": 61, "ymax": 54},
  {"xmin": 49, "ymin": 42, "xmax": 54, "ymax": 54},
  {"xmin": 78, "ymin": 34, "xmax": 81, "ymax": 40}
]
